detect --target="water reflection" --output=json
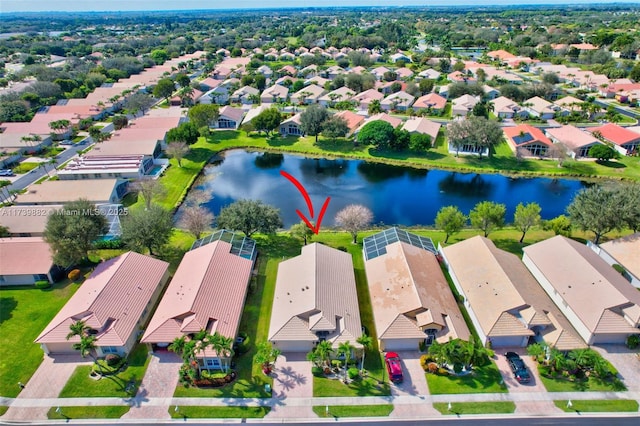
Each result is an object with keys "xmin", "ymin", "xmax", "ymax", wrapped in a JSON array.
[
  {"xmin": 437, "ymin": 173, "xmax": 494, "ymax": 198},
  {"xmin": 254, "ymin": 152, "xmax": 284, "ymax": 169},
  {"xmin": 357, "ymin": 162, "xmax": 407, "ymax": 183},
  {"xmin": 298, "ymin": 158, "xmax": 349, "ymax": 178}
]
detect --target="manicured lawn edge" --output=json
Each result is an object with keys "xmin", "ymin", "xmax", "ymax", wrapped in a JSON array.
[
  {"xmin": 47, "ymin": 406, "xmax": 130, "ymax": 419},
  {"xmin": 168, "ymin": 406, "xmax": 270, "ymax": 418},
  {"xmin": 0, "ymin": 406, "xmax": 8, "ymax": 416},
  {"xmin": 537, "ymin": 365, "xmax": 626, "ymax": 392},
  {"xmin": 433, "ymin": 401, "xmax": 516, "ymax": 415},
  {"xmin": 554, "ymin": 399, "xmax": 639, "ymax": 412},
  {"xmin": 426, "ymin": 362, "xmax": 508, "ymax": 395},
  {"xmin": 312, "ymin": 404, "xmax": 394, "ymax": 418}
]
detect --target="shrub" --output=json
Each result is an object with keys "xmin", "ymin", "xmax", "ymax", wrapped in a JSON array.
[
  {"xmin": 311, "ymin": 366, "xmax": 324, "ymax": 376},
  {"xmin": 347, "ymin": 367, "xmax": 359, "ymax": 380},
  {"xmin": 237, "ymin": 332, "xmax": 251, "ymax": 354},
  {"xmin": 420, "ymin": 354, "xmax": 434, "ymax": 370},
  {"xmin": 418, "ymin": 340, "xmax": 426, "ymax": 353},
  {"xmin": 92, "ymin": 238, "xmax": 124, "ymax": 249},
  {"xmin": 428, "ymin": 362, "xmax": 439, "ymax": 374},
  {"xmin": 627, "ymin": 335, "xmax": 640, "ymax": 349},
  {"xmin": 34, "ymin": 280, "xmax": 51, "ymax": 289},
  {"xmin": 437, "ymin": 367, "xmax": 449, "ymax": 376},
  {"xmin": 105, "ymin": 353, "xmax": 122, "ymax": 367},
  {"xmin": 68, "ymin": 269, "xmax": 81, "ymax": 281}
]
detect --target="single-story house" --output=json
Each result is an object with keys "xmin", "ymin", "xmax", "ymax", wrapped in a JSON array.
[
  {"xmin": 214, "ymin": 106, "xmax": 245, "ymax": 129},
  {"xmin": 364, "ymin": 228, "xmax": 470, "ymax": 351},
  {"xmin": 141, "ymin": 231, "xmax": 256, "ymax": 370},
  {"xmin": 395, "ymin": 67, "xmax": 414, "ymax": 80},
  {"xmin": 441, "ymin": 236, "xmax": 586, "ymax": 349},
  {"xmin": 0, "ymin": 237, "xmax": 60, "ymax": 285},
  {"xmin": 412, "ymin": 93, "xmax": 447, "ymax": 114},
  {"xmin": 256, "ymin": 65, "xmax": 273, "ymax": 78},
  {"xmin": 14, "ymin": 178, "xmax": 128, "ymax": 206},
  {"xmin": 260, "ymin": 85, "xmax": 289, "ymax": 104},
  {"xmin": 491, "ymin": 96, "xmax": 526, "ymax": 119},
  {"xmin": 390, "ymin": 53, "xmax": 412, "ymax": 63},
  {"xmin": 503, "ymin": 124, "xmax": 553, "ymax": 157},
  {"xmin": 588, "ymin": 123, "xmax": 640, "ymax": 155},
  {"xmin": 280, "ymin": 113, "xmax": 304, "ymax": 136},
  {"xmin": 268, "ymin": 243, "xmax": 363, "ymax": 353},
  {"xmin": 589, "ymin": 233, "xmax": 640, "ymax": 288},
  {"xmin": 371, "ymin": 66, "xmax": 391, "ymax": 80},
  {"xmin": 199, "ymin": 79, "xmax": 239, "ymax": 105},
  {"xmin": 318, "ymin": 87, "xmax": 355, "ymax": 107},
  {"xmin": 36, "ymin": 251, "xmax": 170, "ymax": 356},
  {"xmin": 351, "ymin": 89, "xmax": 384, "ymax": 111},
  {"xmin": 333, "ymin": 110, "xmax": 364, "ymax": 137},
  {"xmin": 483, "ymin": 85, "xmax": 500, "ymax": 100},
  {"xmin": 418, "ymin": 69, "xmax": 441, "ymax": 80},
  {"xmin": 451, "ymin": 94, "xmax": 480, "ymax": 117},
  {"xmin": 545, "ymin": 125, "xmax": 603, "ymax": 158},
  {"xmin": 324, "ymin": 65, "xmax": 346, "ymax": 80},
  {"xmin": 229, "ymin": 86, "xmax": 260, "ymax": 104},
  {"xmin": 523, "ymin": 236, "xmax": 640, "ymax": 345},
  {"xmin": 448, "ymin": 71, "xmax": 476, "ymax": 84},
  {"xmin": 359, "ymin": 113, "xmax": 403, "ymax": 131},
  {"xmin": 380, "ymin": 91, "xmax": 415, "ymax": 112},
  {"xmin": 290, "ymin": 84, "xmax": 326, "ymax": 105},
  {"xmin": 0, "ymin": 205, "xmax": 61, "ymax": 237},
  {"xmin": 402, "ymin": 118, "xmax": 441, "ymax": 144},
  {"xmin": 524, "ymin": 96, "xmax": 558, "ymax": 120}
]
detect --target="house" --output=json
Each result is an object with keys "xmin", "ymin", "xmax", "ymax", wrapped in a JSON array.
[
  {"xmin": 361, "ymin": 113, "xmax": 403, "ymax": 130},
  {"xmin": 170, "ymin": 89, "xmax": 203, "ymax": 107},
  {"xmin": 333, "ymin": 110, "xmax": 364, "ymax": 137},
  {"xmin": 451, "ymin": 94, "xmax": 480, "ymax": 117},
  {"xmin": 588, "ymin": 123, "xmax": 640, "ymax": 155},
  {"xmin": 441, "ymin": 236, "xmax": 586, "ymax": 349},
  {"xmin": 199, "ymin": 79, "xmax": 238, "ymax": 105},
  {"xmin": 352, "ymin": 89, "xmax": 384, "ymax": 111},
  {"xmin": 412, "ymin": 93, "xmax": 447, "ymax": 114},
  {"xmin": 402, "ymin": 118, "xmax": 441, "ymax": 143},
  {"xmin": 0, "ymin": 205, "xmax": 62, "ymax": 237},
  {"xmin": 260, "ymin": 85, "xmax": 289, "ymax": 104},
  {"xmin": 483, "ymin": 85, "xmax": 500, "ymax": 100},
  {"xmin": 545, "ymin": 125, "xmax": 603, "ymax": 158},
  {"xmin": 318, "ymin": 87, "xmax": 355, "ymax": 108},
  {"xmin": 141, "ymin": 231, "xmax": 256, "ymax": 370},
  {"xmin": 268, "ymin": 243, "xmax": 363, "ymax": 353},
  {"xmin": 395, "ymin": 67, "xmax": 414, "ymax": 80},
  {"xmin": 523, "ymin": 236, "xmax": 640, "ymax": 345},
  {"xmin": 36, "ymin": 252, "xmax": 169, "ymax": 356},
  {"xmin": 290, "ymin": 84, "xmax": 326, "ymax": 105},
  {"xmin": 199, "ymin": 77, "xmax": 222, "ymax": 92},
  {"xmin": 14, "ymin": 179, "xmax": 128, "ymax": 206},
  {"xmin": 503, "ymin": 125, "xmax": 553, "ymax": 156},
  {"xmin": 325, "ymin": 65, "xmax": 346, "ymax": 80},
  {"xmin": 418, "ymin": 69, "xmax": 441, "ymax": 80},
  {"xmin": 304, "ymin": 76, "xmax": 329, "ymax": 88},
  {"xmin": 487, "ymin": 50, "xmax": 516, "ymax": 61},
  {"xmin": 0, "ymin": 237, "xmax": 60, "ymax": 285},
  {"xmin": 256, "ymin": 65, "xmax": 273, "ymax": 78},
  {"xmin": 278, "ymin": 65, "xmax": 297, "ymax": 76},
  {"xmin": 589, "ymin": 234, "xmax": 640, "ymax": 288},
  {"xmin": 298, "ymin": 65, "xmax": 318, "ymax": 79},
  {"xmin": 491, "ymin": 96, "xmax": 525, "ymax": 119},
  {"xmin": 215, "ymin": 106, "xmax": 245, "ymax": 129},
  {"xmin": 229, "ymin": 86, "xmax": 259, "ymax": 104},
  {"xmin": 524, "ymin": 96, "xmax": 557, "ymax": 120},
  {"xmin": 379, "ymin": 81, "xmax": 407, "ymax": 96},
  {"xmin": 390, "ymin": 53, "xmax": 412, "ymax": 63},
  {"xmin": 280, "ymin": 113, "xmax": 304, "ymax": 136},
  {"xmin": 448, "ymin": 71, "xmax": 476, "ymax": 84},
  {"xmin": 364, "ymin": 228, "xmax": 469, "ymax": 351},
  {"xmin": 371, "ymin": 66, "xmax": 391, "ymax": 81},
  {"xmin": 380, "ymin": 91, "xmax": 415, "ymax": 112}
]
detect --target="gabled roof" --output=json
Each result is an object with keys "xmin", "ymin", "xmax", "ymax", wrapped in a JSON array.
[
  {"xmin": 504, "ymin": 124, "xmax": 553, "ymax": 148},
  {"xmin": 381, "ymin": 91, "xmax": 415, "ymax": 107},
  {"xmin": 334, "ymin": 110, "xmax": 364, "ymax": 133},
  {"xmin": 545, "ymin": 125, "xmax": 601, "ymax": 150},
  {"xmin": 36, "ymin": 252, "xmax": 169, "ymax": 346},
  {"xmin": 352, "ymin": 88, "xmax": 384, "ymax": 103},
  {"xmin": 599, "ymin": 233, "xmax": 640, "ymax": 281},
  {"xmin": 588, "ymin": 123, "xmax": 640, "ymax": 146},
  {"xmin": 491, "ymin": 96, "xmax": 520, "ymax": 115},
  {"xmin": 141, "ymin": 238, "xmax": 254, "ymax": 343},
  {"xmin": 261, "ymin": 84, "xmax": 289, "ymax": 98},
  {"xmin": 402, "ymin": 117, "xmax": 441, "ymax": 141},
  {"xmin": 219, "ymin": 106, "xmax": 245, "ymax": 123},
  {"xmin": 413, "ymin": 93, "xmax": 447, "ymax": 110},
  {"xmin": 364, "ymin": 113, "xmax": 402, "ymax": 129},
  {"xmin": 0, "ymin": 237, "xmax": 54, "ymax": 275},
  {"xmin": 268, "ymin": 243, "xmax": 363, "ymax": 349}
]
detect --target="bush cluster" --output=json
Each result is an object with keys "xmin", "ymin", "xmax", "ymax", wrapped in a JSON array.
[
  {"xmin": 92, "ymin": 238, "xmax": 124, "ymax": 249},
  {"xmin": 67, "ymin": 269, "xmax": 81, "ymax": 281},
  {"xmin": 34, "ymin": 280, "xmax": 51, "ymax": 289}
]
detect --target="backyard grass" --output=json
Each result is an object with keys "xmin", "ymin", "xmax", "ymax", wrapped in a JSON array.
[
  {"xmin": 47, "ymin": 406, "xmax": 130, "ymax": 419},
  {"xmin": 554, "ymin": 399, "xmax": 639, "ymax": 412},
  {"xmin": 426, "ymin": 362, "xmax": 508, "ymax": 395},
  {"xmin": 433, "ymin": 401, "xmax": 516, "ymax": 415},
  {"xmin": 0, "ymin": 280, "xmax": 81, "ymax": 398},
  {"xmin": 537, "ymin": 365, "xmax": 626, "ymax": 392},
  {"xmin": 58, "ymin": 344, "xmax": 151, "ymax": 397},
  {"xmin": 312, "ymin": 404, "xmax": 394, "ymax": 418},
  {"xmin": 168, "ymin": 406, "xmax": 270, "ymax": 419}
]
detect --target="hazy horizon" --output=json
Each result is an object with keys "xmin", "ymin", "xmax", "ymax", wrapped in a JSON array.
[{"xmin": 1, "ymin": 0, "xmax": 639, "ymax": 13}]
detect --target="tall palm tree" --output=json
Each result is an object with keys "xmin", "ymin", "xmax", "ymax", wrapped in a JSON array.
[
  {"xmin": 356, "ymin": 334, "xmax": 373, "ymax": 371},
  {"xmin": 66, "ymin": 320, "xmax": 102, "ymax": 373},
  {"xmin": 314, "ymin": 340, "xmax": 334, "ymax": 369},
  {"xmin": 66, "ymin": 320, "xmax": 89, "ymax": 341},
  {"xmin": 217, "ymin": 335, "xmax": 235, "ymax": 372},
  {"xmin": 168, "ymin": 336, "xmax": 187, "ymax": 358},
  {"xmin": 428, "ymin": 340, "xmax": 446, "ymax": 367},
  {"xmin": 338, "ymin": 341, "xmax": 356, "ymax": 380}
]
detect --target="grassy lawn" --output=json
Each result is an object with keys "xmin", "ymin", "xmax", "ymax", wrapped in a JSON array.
[
  {"xmin": 426, "ymin": 362, "xmax": 507, "ymax": 395},
  {"xmin": 537, "ymin": 365, "xmax": 626, "ymax": 392},
  {"xmin": 313, "ymin": 374, "xmax": 390, "ymax": 397},
  {"xmin": 12, "ymin": 162, "xmax": 39, "ymax": 174},
  {"xmin": 433, "ymin": 402, "xmax": 516, "ymax": 415},
  {"xmin": 168, "ymin": 406, "xmax": 270, "ymax": 419},
  {"xmin": 58, "ymin": 344, "xmax": 151, "ymax": 397},
  {"xmin": 0, "ymin": 406, "xmax": 7, "ymax": 416},
  {"xmin": 554, "ymin": 399, "xmax": 639, "ymax": 412},
  {"xmin": 47, "ymin": 406, "xmax": 130, "ymax": 419},
  {"xmin": 312, "ymin": 404, "xmax": 394, "ymax": 418},
  {"xmin": 0, "ymin": 280, "xmax": 81, "ymax": 398}
]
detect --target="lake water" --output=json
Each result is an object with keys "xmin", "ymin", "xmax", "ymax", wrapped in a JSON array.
[{"xmin": 190, "ymin": 150, "xmax": 586, "ymax": 228}]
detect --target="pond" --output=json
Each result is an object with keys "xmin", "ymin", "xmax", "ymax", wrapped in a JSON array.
[{"xmin": 187, "ymin": 150, "xmax": 587, "ymax": 228}]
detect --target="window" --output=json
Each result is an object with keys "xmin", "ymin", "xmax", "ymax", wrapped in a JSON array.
[
  {"xmin": 206, "ymin": 358, "xmax": 221, "ymax": 368},
  {"xmin": 102, "ymin": 346, "xmax": 118, "ymax": 354}
]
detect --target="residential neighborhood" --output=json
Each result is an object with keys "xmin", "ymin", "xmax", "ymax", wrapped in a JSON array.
[{"xmin": 0, "ymin": 3, "xmax": 640, "ymax": 424}]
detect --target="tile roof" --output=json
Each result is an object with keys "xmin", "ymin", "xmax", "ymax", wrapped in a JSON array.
[
  {"xmin": 365, "ymin": 113, "xmax": 402, "ymax": 129},
  {"xmin": 545, "ymin": 125, "xmax": 600, "ymax": 150},
  {"xmin": 599, "ymin": 233, "xmax": 640, "ymax": 281},
  {"xmin": 334, "ymin": 110, "xmax": 364, "ymax": 133},
  {"xmin": 141, "ymin": 239, "xmax": 254, "ymax": 345},
  {"xmin": 0, "ymin": 237, "xmax": 54, "ymax": 275},
  {"xmin": 402, "ymin": 117, "xmax": 441, "ymax": 141},
  {"xmin": 588, "ymin": 123, "xmax": 640, "ymax": 146},
  {"xmin": 268, "ymin": 243, "xmax": 363, "ymax": 349},
  {"xmin": 36, "ymin": 252, "xmax": 169, "ymax": 346},
  {"xmin": 219, "ymin": 106, "xmax": 245, "ymax": 123},
  {"xmin": 15, "ymin": 179, "xmax": 121, "ymax": 205},
  {"xmin": 413, "ymin": 93, "xmax": 447, "ymax": 110},
  {"xmin": 504, "ymin": 124, "xmax": 553, "ymax": 148}
]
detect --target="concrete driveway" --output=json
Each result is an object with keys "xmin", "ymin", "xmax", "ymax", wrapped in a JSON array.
[
  {"xmin": 388, "ymin": 351, "xmax": 440, "ymax": 418},
  {"xmin": 266, "ymin": 352, "xmax": 315, "ymax": 419},
  {"xmin": 593, "ymin": 344, "xmax": 640, "ymax": 392}
]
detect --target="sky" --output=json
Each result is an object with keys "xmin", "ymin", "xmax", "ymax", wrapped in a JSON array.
[{"xmin": 1, "ymin": 0, "xmax": 638, "ymax": 13}]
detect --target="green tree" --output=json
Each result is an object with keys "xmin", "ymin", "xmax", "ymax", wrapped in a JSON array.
[
  {"xmin": 589, "ymin": 144, "xmax": 619, "ymax": 162},
  {"xmin": 166, "ymin": 141, "xmax": 189, "ymax": 167},
  {"xmin": 44, "ymin": 199, "xmax": 107, "ymax": 267},
  {"xmin": 166, "ymin": 122, "xmax": 199, "ymax": 144},
  {"xmin": 112, "ymin": 115, "xmax": 128, "ymax": 130},
  {"xmin": 356, "ymin": 334, "xmax": 373, "ymax": 372},
  {"xmin": 66, "ymin": 320, "xmax": 102, "ymax": 373},
  {"xmin": 188, "ymin": 104, "xmax": 220, "ymax": 129},
  {"xmin": 322, "ymin": 115, "xmax": 350, "ymax": 139},
  {"xmin": 472, "ymin": 102, "xmax": 488, "ymax": 118},
  {"xmin": 216, "ymin": 199, "xmax": 283, "ymax": 237},
  {"xmin": 290, "ymin": 221, "xmax": 314, "ymax": 245},
  {"xmin": 300, "ymin": 104, "xmax": 329, "ymax": 143},
  {"xmin": 391, "ymin": 128, "xmax": 410, "ymax": 151},
  {"xmin": 337, "ymin": 341, "xmax": 356, "ymax": 379},
  {"xmin": 567, "ymin": 185, "xmax": 624, "ymax": 244},
  {"xmin": 419, "ymin": 79, "xmax": 435, "ymax": 94},
  {"xmin": 120, "ymin": 204, "xmax": 173, "ymax": 255},
  {"xmin": 469, "ymin": 201, "xmax": 506, "ymax": 237},
  {"xmin": 447, "ymin": 116, "xmax": 502, "ymax": 159},
  {"xmin": 150, "ymin": 49, "xmax": 169, "ymax": 64},
  {"xmin": 435, "ymin": 205, "xmax": 467, "ymax": 243},
  {"xmin": 88, "ymin": 126, "xmax": 111, "ymax": 143},
  {"xmin": 126, "ymin": 92, "xmax": 155, "ymax": 115},
  {"xmin": 357, "ymin": 120, "xmax": 394, "ymax": 149},
  {"xmin": 542, "ymin": 214, "xmax": 572, "ymax": 237},
  {"xmin": 252, "ymin": 108, "xmax": 283, "ymax": 136},
  {"xmin": 367, "ymin": 99, "xmax": 382, "ymax": 115},
  {"xmin": 153, "ymin": 78, "xmax": 175, "ymax": 103},
  {"xmin": 409, "ymin": 133, "xmax": 432, "ymax": 152},
  {"xmin": 514, "ymin": 202, "xmax": 542, "ymax": 243},
  {"xmin": 175, "ymin": 73, "xmax": 191, "ymax": 88},
  {"xmin": 335, "ymin": 204, "xmax": 373, "ymax": 244},
  {"xmin": 255, "ymin": 341, "xmax": 281, "ymax": 374}
]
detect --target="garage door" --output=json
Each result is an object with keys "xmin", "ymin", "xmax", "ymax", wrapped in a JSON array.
[
  {"xmin": 490, "ymin": 336, "xmax": 527, "ymax": 347},
  {"xmin": 380, "ymin": 338, "xmax": 421, "ymax": 352},
  {"xmin": 272, "ymin": 340, "xmax": 314, "ymax": 353}
]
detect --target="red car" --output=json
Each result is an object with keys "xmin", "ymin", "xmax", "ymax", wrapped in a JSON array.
[{"xmin": 385, "ymin": 352, "xmax": 403, "ymax": 383}]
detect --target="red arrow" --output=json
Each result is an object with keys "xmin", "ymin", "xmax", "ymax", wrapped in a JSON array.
[{"xmin": 280, "ymin": 170, "xmax": 331, "ymax": 234}]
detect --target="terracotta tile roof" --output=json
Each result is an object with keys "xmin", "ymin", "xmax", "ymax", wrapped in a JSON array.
[
  {"xmin": 0, "ymin": 237, "xmax": 54, "ymax": 275},
  {"xmin": 413, "ymin": 93, "xmax": 447, "ymax": 110},
  {"xmin": 268, "ymin": 243, "xmax": 363, "ymax": 349},
  {"xmin": 599, "ymin": 233, "xmax": 640, "ymax": 281},
  {"xmin": 504, "ymin": 124, "xmax": 553, "ymax": 148},
  {"xmin": 219, "ymin": 106, "xmax": 245, "ymax": 123},
  {"xmin": 487, "ymin": 50, "xmax": 516, "ymax": 60},
  {"xmin": 334, "ymin": 110, "xmax": 364, "ymax": 133},
  {"xmin": 545, "ymin": 125, "xmax": 600, "ymax": 150},
  {"xmin": 36, "ymin": 252, "xmax": 169, "ymax": 346},
  {"xmin": 141, "ymin": 240, "xmax": 254, "ymax": 344},
  {"xmin": 402, "ymin": 117, "xmax": 441, "ymax": 141},
  {"xmin": 352, "ymin": 88, "xmax": 384, "ymax": 104},
  {"xmin": 589, "ymin": 123, "xmax": 640, "ymax": 146},
  {"xmin": 365, "ymin": 113, "xmax": 402, "ymax": 129}
]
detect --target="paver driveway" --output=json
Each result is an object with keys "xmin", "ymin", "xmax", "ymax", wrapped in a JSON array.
[
  {"xmin": 389, "ymin": 351, "xmax": 440, "ymax": 417},
  {"xmin": 593, "ymin": 344, "xmax": 640, "ymax": 392},
  {"xmin": 266, "ymin": 352, "xmax": 315, "ymax": 419}
]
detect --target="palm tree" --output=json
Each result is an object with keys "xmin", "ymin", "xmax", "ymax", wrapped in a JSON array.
[
  {"xmin": 428, "ymin": 340, "xmax": 446, "ymax": 367},
  {"xmin": 356, "ymin": 334, "xmax": 373, "ymax": 372},
  {"xmin": 66, "ymin": 320, "xmax": 102, "ymax": 373},
  {"xmin": 526, "ymin": 343, "xmax": 546, "ymax": 363},
  {"xmin": 337, "ymin": 341, "xmax": 356, "ymax": 380},
  {"xmin": 217, "ymin": 335, "xmax": 235, "ymax": 372},
  {"xmin": 314, "ymin": 340, "xmax": 334, "ymax": 370},
  {"xmin": 255, "ymin": 341, "xmax": 279, "ymax": 374},
  {"xmin": 568, "ymin": 348, "xmax": 595, "ymax": 371},
  {"xmin": 168, "ymin": 336, "xmax": 187, "ymax": 358}
]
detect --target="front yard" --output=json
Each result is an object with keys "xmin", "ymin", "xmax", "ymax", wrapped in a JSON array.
[{"xmin": 426, "ymin": 362, "xmax": 507, "ymax": 395}]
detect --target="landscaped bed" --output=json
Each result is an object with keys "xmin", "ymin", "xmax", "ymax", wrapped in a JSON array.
[
  {"xmin": 433, "ymin": 401, "xmax": 516, "ymax": 415},
  {"xmin": 168, "ymin": 406, "xmax": 270, "ymax": 419},
  {"xmin": 554, "ymin": 399, "xmax": 639, "ymax": 412},
  {"xmin": 47, "ymin": 406, "xmax": 130, "ymax": 419},
  {"xmin": 312, "ymin": 404, "xmax": 394, "ymax": 418}
]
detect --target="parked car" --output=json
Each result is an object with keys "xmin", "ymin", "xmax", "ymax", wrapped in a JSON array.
[
  {"xmin": 385, "ymin": 352, "xmax": 403, "ymax": 383},
  {"xmin": 0, "ymin": 169, "xmax": 15, "ymax": 176},
  {"xmin": 60, "ymin": 139, "xmax": 73, "ymax": 145},
  {"xmin": 505, "ymin": 351, "xmax": 531, "ymax": 383}
]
